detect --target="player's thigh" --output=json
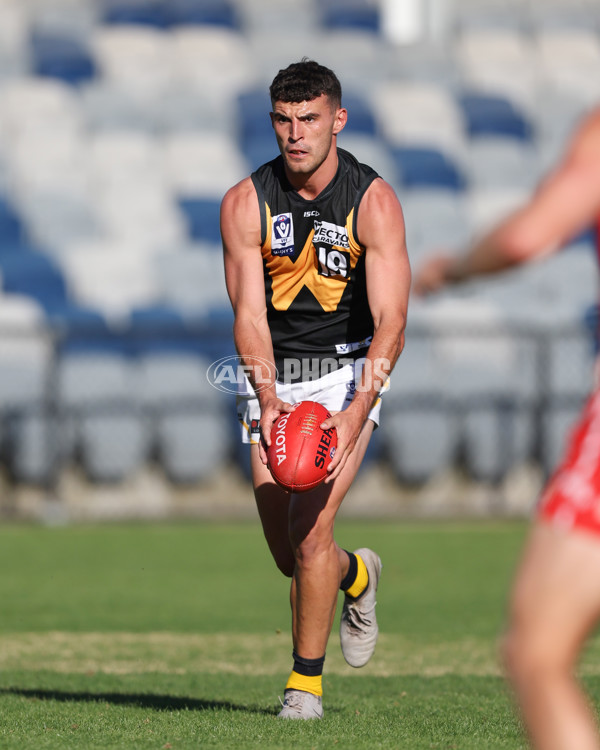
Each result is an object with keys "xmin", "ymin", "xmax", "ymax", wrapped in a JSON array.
[
  {"xmin": 251, "ymin": 444, "xmax": 294, "ymax": 575},
  {"xmin": 251, "ymin": 418, "xmax": 374, "ymax": 559},
  {"xmin": 509, "ymin": 521, "xmax": 600, "ymax": 657},
  {"xmin": 288, "ymin": 417, "xmax": 375, "ymax": 544}
]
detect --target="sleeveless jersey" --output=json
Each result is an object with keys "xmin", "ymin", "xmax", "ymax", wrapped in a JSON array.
[{"xmin": 251, "ymin": 148, "xmax": 379, "ymax": 382}]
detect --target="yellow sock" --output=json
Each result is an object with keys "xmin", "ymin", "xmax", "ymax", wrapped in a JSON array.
[
  {"xmin": 345, "ymin": 553, "xmax": 369, "ymax": 599},
  {"xmin": 285, "ymin": 670, "xmax": 323, "ymax": 697}
]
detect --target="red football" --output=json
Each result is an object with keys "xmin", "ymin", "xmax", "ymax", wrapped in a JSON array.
[{"xmin": 267, "ymin": 400, "xmax": 337, "ymax": 493}]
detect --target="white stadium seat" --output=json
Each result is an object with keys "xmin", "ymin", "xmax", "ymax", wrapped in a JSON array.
[
  {"xmin": 162, "ymin": 132, "xmax": 249, "ymax": 198},
  {"xmin": 371, "ymin": 81, "xmax": 467, "ymax": 153},
  {"xmin": 91, "ymin": 26, "xmax": 173, "ymax": 97}
]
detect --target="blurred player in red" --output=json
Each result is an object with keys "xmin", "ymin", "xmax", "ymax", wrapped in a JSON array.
[
  {"xmin": 221, "ymin": 61, "xmax": 410, "ymax": 718},
  {"xmin": 414, "ymin": 107, "xmax": 600, "ymax": 749}
]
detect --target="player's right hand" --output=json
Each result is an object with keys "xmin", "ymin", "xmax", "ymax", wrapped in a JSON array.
[{"xmin": 258, "ymin": 397, "xmax": 294, "ymax": 465}]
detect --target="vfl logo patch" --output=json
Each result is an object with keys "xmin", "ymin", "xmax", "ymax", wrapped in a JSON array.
[{"xmin": 271, "ymin": 213, "xmax": 294, "ymax": 256}]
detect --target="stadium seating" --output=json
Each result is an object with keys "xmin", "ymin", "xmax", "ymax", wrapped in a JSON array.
[
  {"xmin": 336, "ymin": 133, "xmax": 395, "ymax": 183},
  {"xmin": 56, "ymin": 349, "xmax": 148, "ymax": 481},
  {"xmin": 80, "ymin": 81, "xmax": 162, "ymax": 132},
  {"xmin": 401, "ymin": 188, "xmax": 472, "ymax": 259},
  {"xmin": 164, "ymin": 0, "xmax": 240, "ymax": 29},
  {"xmin": 177, "ymin": 198, "xmax": 222, "ymax": 244},
  {"xmin": 91, "ymin": 26, "xmax": 173, "ymax": 96},
  {"xmin": 136, "ymin": 350, "xmax": 229, "ymax": 482},
  {"xmin": 0, "ymin": 199, "xmax": 25, "ymax": 244},
  {"xmin": 458, "ymin": 92, "xmax": 534, "ymax": 140},
  {"xmin": 30, "ymin": 32, "xmax": 97, "ymax": 86},
  {"xmin": 0, "ymin": 0, "xmax": 595, "ymax": 495},
  {"xmin": 162, "ymin": 131, "xmax": 249, "ymax": 197},
  {"xmin": 380, "ymin": 325, "xmax": 457, "ymax": 483},
  {"xmin": 100, "ymin": 0, "xmax": 167, "ymax": 28},
  {"xmin": 390, "ymin": 146, "xmax": 466, "ymax": 191},
  {"xmin": 319, "ymin": 0, "xmax": 380, "ymax": 33},
  {"xmin": 372, "ymin": 81, "xmax": 466, "ymax": 152},
  {"xmin": 463, "ymin": 137, "xmax": 540, "ymax": 190},
  {"xmin": 170, "ymin": 27, "xmax": 257, "ymax": 97}
]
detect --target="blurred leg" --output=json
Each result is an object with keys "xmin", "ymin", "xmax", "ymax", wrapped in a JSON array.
[{"xmin": 503, "ymin": 522, "xmax": 600, "ymax": 750}]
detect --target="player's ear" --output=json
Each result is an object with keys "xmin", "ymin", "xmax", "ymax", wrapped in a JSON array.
[{"xmin": 333, "ymin": 107, "xmax": 347, "ymax": 135}]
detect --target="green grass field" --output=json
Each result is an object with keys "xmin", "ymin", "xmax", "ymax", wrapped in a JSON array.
[{"xmin": 0, "ymin": 519, "xmax": 599, "ymax": 749}]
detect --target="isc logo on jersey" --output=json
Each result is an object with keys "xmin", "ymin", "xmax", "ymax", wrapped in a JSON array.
[
  {"xmin": 271, "ymin": 213, "xmax": 294, "ymax": 256},
  {"xmin": 313, "ymin": 220, "xmax": 350, "ymax": 279}
]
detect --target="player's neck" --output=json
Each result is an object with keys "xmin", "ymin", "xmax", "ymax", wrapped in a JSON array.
[{"xmin": 285, "ymin": 146, "xmax": 339, "ymax": 201}]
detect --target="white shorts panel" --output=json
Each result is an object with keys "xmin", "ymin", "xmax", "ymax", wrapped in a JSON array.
[{"xmin": 236, "ymin": 358, "xmax": 388, "ymax": 445}]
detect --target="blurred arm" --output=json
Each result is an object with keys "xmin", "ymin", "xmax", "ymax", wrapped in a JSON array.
[{"xmin": 413, "ymin": 108, "xmax": 600, "ymax": 294}]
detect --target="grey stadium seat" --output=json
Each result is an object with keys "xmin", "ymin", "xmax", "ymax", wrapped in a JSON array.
[
  {"xmin": 381, "ymin": 331, "xmax": 456, "ymax": 483},
  {"xmin": 57, "ymin": 351, "xmax": 148, "ymax": 481},
  {"xmin": 135, "ymin": 351, "xmax": 230, "ymax": 483}
]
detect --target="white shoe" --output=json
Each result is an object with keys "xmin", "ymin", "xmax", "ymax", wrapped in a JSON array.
[
  {"xmin": 340, "ymin": 548, "xmax": 382, "ymax": 668},
  {"xmin": 277, "ymin": 689, "xmax": 323, "ymax": 719}
]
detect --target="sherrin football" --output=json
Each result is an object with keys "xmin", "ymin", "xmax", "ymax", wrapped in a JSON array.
[{"xmin": 267, "ymin": 400, "xmax": 337, "ymax": 493}]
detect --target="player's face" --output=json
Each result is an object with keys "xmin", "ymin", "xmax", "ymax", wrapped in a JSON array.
[{"xmin": 270, "ymin": 95, "xmax": 347, "ymax": 177}]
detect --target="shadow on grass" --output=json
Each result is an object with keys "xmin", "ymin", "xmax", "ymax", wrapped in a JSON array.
[{"xmin": 0, "ymin": 687, "xmax": 275, "ymax": 715}]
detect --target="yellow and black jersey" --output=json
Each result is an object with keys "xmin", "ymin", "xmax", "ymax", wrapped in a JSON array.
[{"xmin": 251, "ymin": 148, "xmax": 379, "ymax": 382}]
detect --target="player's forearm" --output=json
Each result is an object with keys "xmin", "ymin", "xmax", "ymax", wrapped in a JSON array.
[
  {"xmin": 233, "ymin": 314, "xmax": 278, "ymax": 405},
  {"xmin": 351, "ymin": 315, "xmax": 406, "ymax": 417},
  {"xmin": 447, "ymin": 202, "xmax": 553, "ymax": 284},
  {"xmin": 446, "ymin": 232, "xmax": 522, "ymax": 284}
]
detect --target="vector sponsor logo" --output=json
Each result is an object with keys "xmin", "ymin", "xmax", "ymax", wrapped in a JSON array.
[
  {"xmin": 206, "ymin": 355, "xmax": 278, "ymax": 394},
  {"xmin": 313, "ymin": 220, "xmax": 349, "ymax": 248}
]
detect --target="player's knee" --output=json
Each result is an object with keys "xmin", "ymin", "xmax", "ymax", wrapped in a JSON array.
[
  {"xmin": 503, "ymin": 620, "xmax": 571, "ymax": 686},
  {"xmin": 288, "ymin": 516, "xmax": 332, "ymax": 562}
]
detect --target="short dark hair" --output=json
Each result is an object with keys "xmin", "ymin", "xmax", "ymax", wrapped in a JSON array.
[{"xmin": 269, "ymin": 59, "xmax": 342, "ymax": 109}]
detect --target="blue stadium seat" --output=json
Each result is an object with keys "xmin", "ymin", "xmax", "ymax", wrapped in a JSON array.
[
  {"xmin": 0, "ymin": 252, "xmax": 111, "ymax": 345},
  {"xmin": 177, "ymin": 197, "xmax": 221, "ymax": 243},
  {"xmin": 100, "ymin": 0, "xmax": 167, "ymax": 27},
  {"xmin": 320, "ymin": 0, "xmax": 380, "ymax": 33},
  {"xmin": 0, "ymin": 199, "xmax": 25, "ymax": 244},
  {"xmin": 458, "ymin": 92, "xmax": 534, "ymax": 140},
  {"xmin": 0, "ymin": 240, "xmax": 38, "ymax": 258},
  {"xmin": 242, "ymin": 137, "xmax": 280, "ymax": 172},
  {"xmin": 390, "ymin": 146, "xmax": 467, "ymax": 190},
  {"xmin": 127, "ymin": 304, "xmax": 197, "ymax": 355},
  {"xmin": 0, "ymin": 252, "xmax": 68, "ymax": 311},
  {"xmin": 164, "ymin": 0, "xmax": 239, "ymax": 29},
  {"xmin": 237, "ymin": 89, "xmax": 273, "ymax": 152},
  {"xmin": 237, "ymin": 89, "xmax": 279, "ymax": 169},
  {"xmin": 341, "ymin": 91, "xmax": 377, "ymax": 136},
  {"xmin": 30, "ymin": 33, "xmax": 97, "ymax": 86}
]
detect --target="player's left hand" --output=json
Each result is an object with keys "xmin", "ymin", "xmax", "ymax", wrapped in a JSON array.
[{"xmin": 320, "ymin": 407, "xmax": 365, "ymax": 482}]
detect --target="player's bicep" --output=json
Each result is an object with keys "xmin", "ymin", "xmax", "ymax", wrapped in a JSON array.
[
  {"xmin": 526, "ymin": 161, "xmax": 600, "ymax": 250},
  {"xmin": 358, "ymin": 181, "xmax": 411, "ymax": 327},
  {"xmin": 508, "ymin": 119, "xmax": 600, "ymax": 256},
  {"xmin": 221, "ymin": 180, "xmax": 265, "ymax": 317}
]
